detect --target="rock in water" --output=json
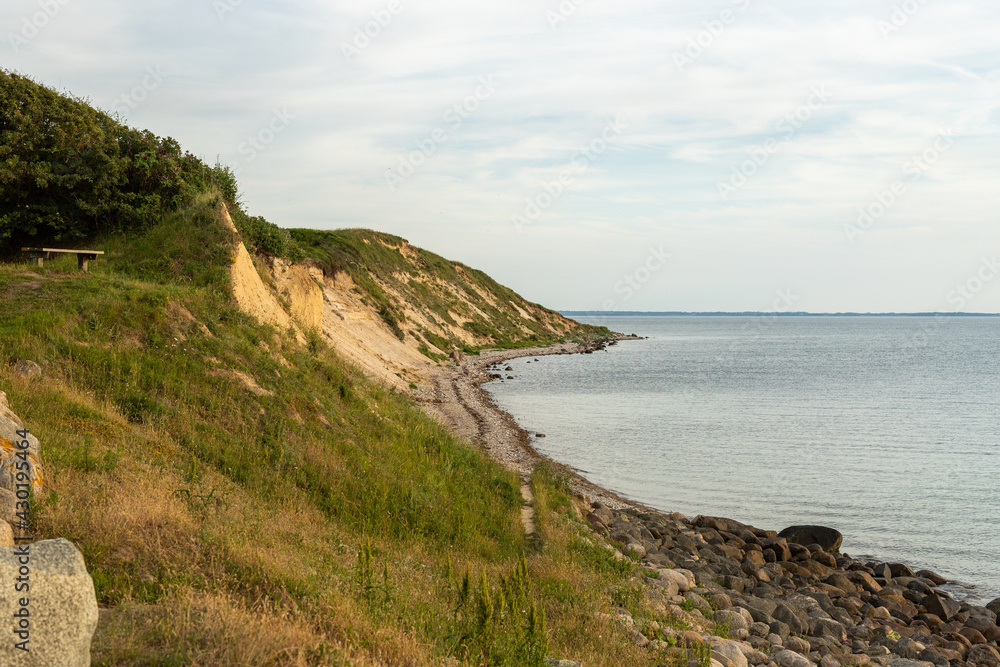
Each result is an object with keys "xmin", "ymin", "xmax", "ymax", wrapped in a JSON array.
[
  {"xmin": 0, "ymin": 538, "xmax": 98, "ymax": 666},
  {"xmin": 778, "ymin": 525, "xmax": 843, "ymax": 551}
]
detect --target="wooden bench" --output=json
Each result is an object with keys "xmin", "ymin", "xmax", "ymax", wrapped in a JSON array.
[{"xmin": 21, "ymin": 248, "xmax": 105, "ymax": 272}]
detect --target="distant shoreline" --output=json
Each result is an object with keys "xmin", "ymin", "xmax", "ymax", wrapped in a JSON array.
[{"xmin": 561, "ymin": 311, "xmax": 1000, "ymax": 317}]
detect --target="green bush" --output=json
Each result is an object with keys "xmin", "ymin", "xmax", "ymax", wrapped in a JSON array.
[{"xmin": 0, "ymin": 70, "xmax": 228, "ymax": 251}]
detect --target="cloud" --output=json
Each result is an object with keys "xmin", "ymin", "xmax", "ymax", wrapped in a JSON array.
[{"xmin": 2, "ymin": 0, "xmax": 998, "ymax": 311}]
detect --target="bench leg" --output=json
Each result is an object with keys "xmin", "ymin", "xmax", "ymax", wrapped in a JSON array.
[
  {"xmin": 78, "ymin": 256, "xmax": 88, "ymax": 272},
  {"xmin": 35, "ymin": 257, "xmax": 44, "ymax": 268}
]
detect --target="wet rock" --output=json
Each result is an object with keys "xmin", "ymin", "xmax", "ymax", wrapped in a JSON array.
[
  {"xmin": 986, "ymin": 598, "xmax": 1000, "ymax": 615},
  {"xmin": 778, "ymin": 526, "xmax": 843, "ymax": 552}
]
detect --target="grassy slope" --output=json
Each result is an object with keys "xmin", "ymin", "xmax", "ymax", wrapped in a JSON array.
[{"xmin": 1, "ymin": 196, "xmax": 676, "ymax": 666}]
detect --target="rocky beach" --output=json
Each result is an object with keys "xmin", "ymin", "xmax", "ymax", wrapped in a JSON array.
[{"xmin": 422, "ymin": 340, "xmax": 1000, "ymax": 667}]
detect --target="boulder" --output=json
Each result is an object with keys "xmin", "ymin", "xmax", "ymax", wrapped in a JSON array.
[
  {"xmin": 12, "ymin": 360, "xmax": 42, "ymax": 379},
  {"xmin": 809, "ymin": 617, "xmax": 847, "ymax": 642},
  {"xmin": 0, "ymin": 411, "xmax": 44, "ymax": 495},
  {"xmin": 914, "ymin": 570, "xmax": 948, "ymax": 585},
  {"xmin": 0, "ymin": 538, "xmax": 98, "ymax": 666},
  {"xmin": 658, "ymin": 567, "xmax": 694, "ymax": 592},
  {"xmin": 889, "ymin": 563, "xmax": 916, "ymax": 578},
  {"xmin": 0, "ymin": 487, "xmax": 18, "ymax": 523},
  {"xmin": 966, "ymin": 645, "xmax": 1000, "ymax": 667},
  {"xmin": 0, "ymin": 390, "xmax": 23, "ymax": 426},
  {"xmin": 711, "ymin": 640, "xmax": 749, "ymax": 667},
  {"xmin": 959, "ymin": 627, "xmax": 988, "ymax": 645},
  {"xmin": 716, "ymin": 609, "xmax": 750, "ymax": 634},
  {"xmin": 773, "ymin": 603, "xmax": 808, "ymax": 637},
  {"xmin": 986, "ymin": 597, "xmax": 1000, "ymax": 615},
  {"xmin": 887, "ymin": 660, "xmax": 934, "ymax": 667},
  {"xmin": 921, "ymin": 593, "xmax": 961, "ymax": 622},
  {"xmin": 775, "ymin": 649, "xmax": 814, "ymax": 667},
  {"xmin": 777, "ymin": 526, "xmax": 843, "ymax": 552},
  {"xmin": 824, "ymin": 574, "xmax": 858, "ymax": 594},
  {"xmin": 784, "ymin": 636, "xmax": 811, "ymax": 655},
  {"xmin": 0, "ymin": 520, "xmax": 12, "ymax": 547}
]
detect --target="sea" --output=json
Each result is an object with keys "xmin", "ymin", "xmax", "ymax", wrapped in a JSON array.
[{"xmin": 483, "ymin": 315, "xmax": 1000, "ymax": 603}]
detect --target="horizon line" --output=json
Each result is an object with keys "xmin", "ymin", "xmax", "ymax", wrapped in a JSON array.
[{"xmin": 559, "ymin": 311, "xmax": 1000, "ymax": 317}]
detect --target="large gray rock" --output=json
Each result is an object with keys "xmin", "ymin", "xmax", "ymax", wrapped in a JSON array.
[
  {"xmin": 773, "ymin": 602, "xmax": 808, "ymax": 636},
  {"xmin": 716, "ymin": 609, "xmax": 750, "ymax": 633},
  {"xmin": 711, "ymin": 640, "xmax": 749, "ymax": 667},
  {"xmin": 775, "ymin": 649, "xmax": 814, "ymax": 667},
  {"xmin": 809, "ymin": 617, "xmax": 847, "ymax": 642},
  {"xmin": 0, "ymin": 539, "xmax": 98, "ymax": 666},
  {"xmin": 777, "ymin": 525, "xmax": 843, "ymax": 552}
]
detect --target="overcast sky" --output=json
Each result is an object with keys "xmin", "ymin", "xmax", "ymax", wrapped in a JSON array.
[{"xmin": 4, "ymin": 0, "xmax": 999, "ymax": 312}]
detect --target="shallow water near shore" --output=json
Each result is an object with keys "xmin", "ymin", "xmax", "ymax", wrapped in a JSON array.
[{"xmin": 484, "ymin": 316, "xmax": 1000, "ymax": 602}]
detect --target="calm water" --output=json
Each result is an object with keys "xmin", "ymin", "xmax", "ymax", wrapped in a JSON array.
[{"xmin": 485, "ymin": 316, "xmax": 1000, "ymax": 602}]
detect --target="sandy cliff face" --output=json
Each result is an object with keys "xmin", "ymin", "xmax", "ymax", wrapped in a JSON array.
[{"xmin": 221, "ymin": 205, "xmax": 583, "ymax": 390}]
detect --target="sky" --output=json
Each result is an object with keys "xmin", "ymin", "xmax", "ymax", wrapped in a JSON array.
[{"xmin": 3, "ymin": 0, "xmax": 999, "ymax": 313}]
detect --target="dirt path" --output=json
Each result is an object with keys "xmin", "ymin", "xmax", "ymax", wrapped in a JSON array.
[{"xmin": 418, "ymin": 339, "xmax": 652, "ymax": 517}]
